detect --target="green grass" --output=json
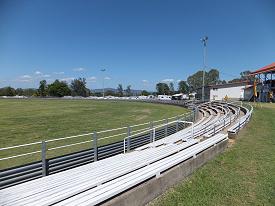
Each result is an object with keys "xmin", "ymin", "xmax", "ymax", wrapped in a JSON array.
[
  {"xmin": 150, "ymin": 103, "xmax": 275, "ymax": 206},
  {"xmin": 0, "ymin": 99, "xmax": 187, "ymax": 169}
]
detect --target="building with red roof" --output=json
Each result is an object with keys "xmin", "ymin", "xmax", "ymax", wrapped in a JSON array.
[{"xmin": 244, "ymin": 62, "xmax": 275, "ymax": 102}]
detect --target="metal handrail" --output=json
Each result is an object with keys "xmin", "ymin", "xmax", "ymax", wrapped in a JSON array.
[
  {"xmin": 123, "ymin": 118, "xmax": 193, "ymax": 154},
  {"xmin": 0, "ymin": 111, "xmax": 192, "ymax": 163},
  {"xmin": 46, "ymin": 133, "xmax": 93, "ymax": 143},
  {"xmin": 97, "ymin": 132, "xmax": 128, "ymax": 141},
  {"xmin": 0, "ymin": 150, "xmax": 41, "ymax": 161},
  {"xmin": 47, "ymin": 140, "xmax": 92, "ymax": 151},
  {"xmin": 0, "ymin": 141, "xmax": 41, "ymax": 151},
  {"xmin": 0, "ymin": 112, "xmax": 189, "ymax": 151}
]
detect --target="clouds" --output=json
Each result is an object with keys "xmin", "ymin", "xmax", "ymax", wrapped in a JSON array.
[
  {"xmin": 42, "ymin": 74, "xmax": 51, "ymax": 78},
  {"xmin": 73, "ymin": 67, "xmax": 85, "ymax": 72},
  {"xmin": 34, "ymin": 71, "xmax": 51, "ymax": 78},
  {"xmin": 142, "ymin": 80, "xmax": 149, "ymax": 87},
  {"xmin": 61, "ymin": 77, "xmax": 75, "ymax": 82},
  {"xmin": 17, "ymin": 75, "xmax": 32, "ymax": 82},
  {"xmin": 14, "ymin": 71, "xmax": 52, "ymax": 83},
  {"xmin": 87, "ymin": 76, "xmax": 97, "ymax": 83},
  {"xmin": 161, "ymin": 78, "xmax": 174, "ymax": 83},
  {"xmin": 104, "ymin": 76, "xmax": 111, "ymax": 80},
  {"xmin": 20, "ymin": 75, "xmax": 32, "ymax": 79},
  {"xmin": 53, "ymin": 72, "xmax": 65, "ymax": 75}
]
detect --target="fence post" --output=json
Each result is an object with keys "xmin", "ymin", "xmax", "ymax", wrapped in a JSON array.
[
  {"xmin": 41, "ymin": 141, "xmax": 48, "ymax": 176},
  {"xmin": 176, "ymin": 116, "xmax": 179, "ymax": 132},
  {"xmin": 165, "ymin": 118, "xmax": 168, "ymax": 137},
  {"xmin": 152, "ymin": 128, "xmax": 156, "ymax": 146},
  {"xmin": 93, "ymin": 132, "xmax": 98, "ymax": 162},
  {"xmin": 127, "ymin": 126, "xmax": 131, "ymax": 152},
  {"xmin": 150, "ymin": 122, "xmax": 153, "ymax": 143},
  {"xmin": 238, "ymin": 120, "xmax": 241, "ymax": 133}
]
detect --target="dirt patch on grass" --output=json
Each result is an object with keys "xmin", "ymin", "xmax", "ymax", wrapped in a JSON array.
[
  {"xmin": 228, "ymin": 138, "xmax": 236, "ymax": 147},
  {"xmin": 135, "ymin": 115, "xmax": 148, "ymax": 121}
]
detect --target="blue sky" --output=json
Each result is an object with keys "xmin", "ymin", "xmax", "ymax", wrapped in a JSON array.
[{"xmin": 0, "ymin": 0, "xmax": 274, "ymax": 91}]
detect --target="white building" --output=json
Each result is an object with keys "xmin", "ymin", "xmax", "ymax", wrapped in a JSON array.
[
  {"xmin": 172, "ymin": 93, "xmax": 188, "ymax": 100},
  {"xmin": 157, "ymin": 95, "xmax": 172, "ymax": 100},
  {"xmin": 209, "ymin": 82, "xmax": 249, "ymax": 101}
]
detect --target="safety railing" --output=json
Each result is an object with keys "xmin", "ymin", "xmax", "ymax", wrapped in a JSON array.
[
  {"xmin": 0, "ymin": 111, "xmax": 193, "ymax": 171},
  {"xmin": 123, "ymin": 119, "xmax": 194, "ymax": 153}
]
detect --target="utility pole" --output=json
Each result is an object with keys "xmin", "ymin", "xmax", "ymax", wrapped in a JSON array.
[
  {"xmin": 201, "ymin": 36, "xmax": 208, "ymax": 102},
  {"xmin": 100, "ymin": 69, "xmax": 106, "ymax": 98}
]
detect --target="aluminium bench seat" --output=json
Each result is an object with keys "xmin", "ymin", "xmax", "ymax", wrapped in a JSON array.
[
  {"xmin": 135, "ymin": 108, "xmax": 215, "ymax": 151},
  {"xmin": 53, "ymin": 133, "xmax": 228, "ymax": 206},
  {"xmin": 0, "ymin": 139, "xmax": 198, "ymax": 206}
]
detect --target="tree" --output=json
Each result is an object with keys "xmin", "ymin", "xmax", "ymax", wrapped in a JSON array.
[
  {"xmin": 22, "ymin": 88, "xmax": 37, "ymax": 96},
  {"xmin": 240, "ymin": 70, "xmax": 255, "ymax": 82},
  {"xmin": 187, "ymin": 69, "xmax": 220, "ymax": 92},
  {"xmin": 141, "ymin": 90, "xmax": 150, "ymax": 96},
  {"xmin": 227, "ymin": 70, "xmax": 255, "ymax": 84},
  {"xmin": 16, "ymin": 88, "xmax": 24, "ymax": 96},
  {"xmin": 7, "ymin": 87, "xmax": 16, "ymax": 96},
  {"xmin": 228, "ymin": 78, "xmax": 241, "ymax": 83},
  {"xmin": 70, "ymin": 78, "xmax": 89, "ymax": 97},
  {"xmin": 105, "ymin": 90, "xmax": 115, "ymax": 96},
  {"xmin": 156, "ymin": 83, "xmax": 170, "ymax": 95},
  {"xmin": 94, "ymin": 92, "xmax": 102, "ymax": 97},
  {"xmin": 169, "ymin": 82, "xmax": 175, "ymax": 95},
  {"xmin": 125, "ymin": 85, "xmax": 131, "ymax": 96},
  {"xmin": 178, "ymin": 81, "xmax": 189, "ymax": 94},
  {"xmin": 206, "ymin": 69, "xmax": 220, "ymax": 85},
  {"xmin": 38, "ymin": 80, "xmax": 48, "ymax": 97},
  {"xmin": 48, "ymin": 80, "xmax": 71, "ymax": 97},
  {"xmin": 117, "ymin": 84, "xmax": 123, "ymax": 97},
  {"xmin": 187, "ymin": 71, "xmax": 203, "ymax": 92},
  {"xmin": 228, "ymin": 70, "xmax": 255, "ymax": 83},
  {"xmin": 0, "ymin": 87, "xmax": 16, "ymax": 96}
]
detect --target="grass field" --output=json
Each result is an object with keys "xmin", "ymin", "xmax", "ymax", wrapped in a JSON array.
[
  {"xmin": 0, "ymin": 99, "xmax": 187, "ymax": 169},
  {"xmin": 150, "ymin": 103, "xmax": 275, "ymax": 206}
]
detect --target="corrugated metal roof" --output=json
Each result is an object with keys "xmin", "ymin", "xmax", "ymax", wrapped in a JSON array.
[{"xmin": 250, "ymin": 62, "xmax": 275, "ymax": 75}]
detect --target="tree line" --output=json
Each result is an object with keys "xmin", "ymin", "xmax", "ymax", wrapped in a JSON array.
[
  {"xmin": 0, "ymin": 69, "xmax": 255, "ymax": 97},
  {"xmin": 0, "ymin": 78, "xmax": 91, "ymax": 97},
  {"xmin": 155, "ymin": 69, "xmax": 254, "ymax": 95},
  {"xmin": 0, "ymin": 78, "xmax": 152, "ymax": 97}
]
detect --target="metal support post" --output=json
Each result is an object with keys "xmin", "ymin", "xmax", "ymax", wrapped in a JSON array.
[
  {"xmin": 93, "ymin": 132, "xmax": 98, "ymax": 162},
  {"xmin": 41, "ymin": 141, "xmax": 48, "ymax": 176},
  {"xmin": 127, "ymin": 126, "xmax": 131, "ymax": 152},
  {"xmin": 177, "ymin": 120, "xmax": 194, "ymax": 140},
  {"xmin": 165, "ymin": 118, "xmax": 168, "ymax": 137},
  {"xmin": 150, "ymin": 122, "xmax": 153, "ymax": 142},
  {"xmin": 213, "ymin": 124, "xmax": 216, "ymax": 134},
  {"xmin": 238, "ymin": 120, "xmax": 241, "ymax": 133},
  {"xmin": 176, "ymin": 116, "xmax": 179, "ymax": 132},
  {"xmin": 152, "ymin": 128, "xmax": 156, "ymax": 147}
]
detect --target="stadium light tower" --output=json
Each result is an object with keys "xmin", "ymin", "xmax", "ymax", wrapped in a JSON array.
[
  {"xmin": 100, "ymin": 69, "xmax": 106, "ymax": 98},
  {"xmin": 200, "ymin": 36, "xmax": 208, "ymax": 102}
]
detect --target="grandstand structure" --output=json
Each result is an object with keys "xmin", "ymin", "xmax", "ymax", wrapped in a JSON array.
[
  {"xmin": 245, "ymin": 62, "xmax": 275, "ymax": 102},
  {"xmin": 0, "ymin": 100, "xmax": 253, "ymax": 206}
]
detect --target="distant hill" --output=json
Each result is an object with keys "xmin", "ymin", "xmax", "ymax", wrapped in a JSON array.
[{"xmin": 92, "ymin": 88, "xmax": 143, "ymax": 95}]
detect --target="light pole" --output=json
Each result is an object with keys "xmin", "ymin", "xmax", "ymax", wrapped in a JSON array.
[
  {"xmin": 200, "ymin": 36, "xmax": 208, "ymax": 101},
  {"xmin": 100, "ymin": 69, "xmax": 106, "ymax": 98}
]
